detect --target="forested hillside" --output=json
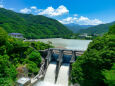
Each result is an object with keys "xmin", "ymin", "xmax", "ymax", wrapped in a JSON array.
[
  {"xmin": 65, "ymin": 23, "xmax": 93, "ymax": 33},
  {"xmin": 77, "ymin": 21, "xmax": 115, "ymax": 35},
  {"xmin": 71, "ymin": 25, "xmax": 115, "ymax": 86},
  {"xmin": 0, "ymin": 8, "xmax": 72, "ymax": 39},
  {"xmin": 0, "ymin": 27, "xmax": 53, "ymax": 85}
]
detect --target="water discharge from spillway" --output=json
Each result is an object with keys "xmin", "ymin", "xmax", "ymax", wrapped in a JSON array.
[
  {"xmin": 56, "ymin": 63, "xmax": 69, "ymax": 86},
  {"xmin": 34, "ymin": 62, "xmax": 69, "ymax": 86},
  {"xmin": 44, "ymin": 62, "xmax": 57, "ymax": 83}
]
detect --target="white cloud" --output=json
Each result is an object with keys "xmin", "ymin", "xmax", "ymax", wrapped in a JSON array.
[
  {"xmin": 59, "ymin": 16, "xmax": 103, "ymax": 25},
  {"xmin": 38, "ymin": 5, "xmax": 69, "ymax": 16},
  {"xmin": 79, "ymin": 16, "xmax": 89, "ymax": 21},
  {"xmin": 19, "ymin": 5, "xmax": 103, "ymax": 25},
  {"xmin": 0, "ymin": 4, "xmax": 3, "ymax": 8},
  {"xmin": 30, "ymin": 6, "xmax": 37, "ymax": 9},
  {"xmin": 74, "ymin": 14, "xmax": 78, "ymax": 17},
  {"xmin": 78, "ymin": 16, "xmax": 103, "ymax": 25},
  {"xmin": 59, "ymin": 17, "xmax": 78, "ymax": 24},
  {"xmin": 20, "ymin": 8, "xmax": 31, "ymax": 13},
  {"xmin": 35, "ymin": 9, "xmax": 43, "ymax": 13}
]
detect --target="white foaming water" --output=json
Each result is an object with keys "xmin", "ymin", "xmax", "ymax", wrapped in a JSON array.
[
  {"xmin": 34, "ymin": 81, "xmax": 64, "ymax": 86},
  {"xmin": 56, "ymin": 63, "xmax": 69, "ymax": 86},
  {"xmin": 44, "ymin": 62, "xmax": 57, "ymax": 83},
  {"xmin": 34, "ymin": 63, "xmax": 70, "ymax": 86},
  {"xmin": 34, "ymin": 62, "xmax": 57, "ymax": 86}
]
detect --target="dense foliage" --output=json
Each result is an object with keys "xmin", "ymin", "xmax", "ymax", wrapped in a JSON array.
[
  {"xmin": 77, "ymin": 21, "xmax": 115, "ymax": 35},
  {"xmin": 71, "ymin": 25, "xmax": 115, "ymax": 86},
  {"xmin": 0, "ymin": 27, "xmax": 53, "ymax": 85},
  {"xmin": 0, "ymin": 8, "xmax": 72, "ymax": 39},
  {"xmin": 103, "ymin": 64, "xmax": 115, "ymax": 86}
]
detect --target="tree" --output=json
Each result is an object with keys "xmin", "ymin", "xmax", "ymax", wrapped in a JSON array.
[
  {"xmin": 0, "ymin": 27, "xmax": 8, "ymax": 45},
  {"xmin": 71, "ymin": 25, "xmax": 115, "ymax": 86},
  {"xmin": 27, "ymin": 61, "xmax": 39, "ymax": 76},
  {"xmin": 0, "ymin": 55, "xmax": 17, "ymax": 86},
  {"xmin": 28, "ymin": 51, "xmax": 41, "ymax": 66}
]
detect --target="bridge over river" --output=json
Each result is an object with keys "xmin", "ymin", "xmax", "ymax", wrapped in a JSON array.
[{"xmin": 31, "ymin": 48, "xmax": 84, "ymax": 86}]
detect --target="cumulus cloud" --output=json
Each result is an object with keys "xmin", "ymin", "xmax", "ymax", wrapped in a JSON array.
[
  {"xmin": 59, "ymin": 17, "xmax": 78, "ymax": 24},
  {"xmin": 38, "ymin": 5, "xmax": 69, "ymax": 16},
  {"xmin": 0, "ymin": 4, "xmax": 3, "ymax": 8},
  {"xmin": 19, "ymin": 5, "xmax": 103, "ymax": 25},
  {"xmin": 30, "ymin": 6, "xmax": 37, "ymax": 9},
  {"xmin": 20, "ymin": 8, "xmax": 31, "ymax": 13},
  {"xmin": 19, "ymin": 5, "xmax": 69, "ymax": 16},
  {"xmin": 59, "ymin": 16, "xmax": 103, "ymax": 25},
  {"xmin": 35, "ymin": 9, "xmax": 43, "ymax": 13},
  {"xmin": 78, "ymin": 16, "xmax": 103, "ymax": 25}
]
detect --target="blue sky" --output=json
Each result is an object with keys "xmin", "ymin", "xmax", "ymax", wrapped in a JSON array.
[{"xmin": 0, "ymin": 0, "xmax": 115, "ymax": 25}]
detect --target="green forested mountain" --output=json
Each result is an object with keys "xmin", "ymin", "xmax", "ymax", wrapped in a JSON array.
[
  {"xmin": 77, "ymin": 21, "xmax": 115, "ymax": 35},
  {"xmin": 0, "ymin": 8, "xmax": 72, "ymax": 39},
  {"xmin": 64, "ymin": 23, "xmax": 93, "ymax": 33}
]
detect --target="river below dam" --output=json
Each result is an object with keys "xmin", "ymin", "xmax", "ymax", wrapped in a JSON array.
[{"xmin": 33, "ymin": 38, "xmax": 91, "ymax": 86}]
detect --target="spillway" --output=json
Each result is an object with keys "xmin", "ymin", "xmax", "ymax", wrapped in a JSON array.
[
  {"xmin": 34, "ymin": 63, "xmax": 70, "ymax": 86},
  {"xmin": 44, "ymin": 62, "xmax": 56, "ymax": 83},
  {"xmin": 34, "ymin": 62, "xmax": 57, "ymax": 86},
  {"xmin": 56, "ymin": 63, "xmax": 69, "ymax": 86}
]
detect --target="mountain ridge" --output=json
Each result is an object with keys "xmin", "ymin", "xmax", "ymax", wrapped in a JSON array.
[
  {"xmin": 64, "ymin": 23, "xmax": 94, "ymax": 33},
  {"xmin": 77, "ymin": 21, "xmax": 115, "ymax": 35},
  {"xmin": 0, "ymin": 8, "xmax": 72, "ymax": 39}
]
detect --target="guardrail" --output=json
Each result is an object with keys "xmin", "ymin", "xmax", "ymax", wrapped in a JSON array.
[{"xmin": 31, "ymin": 61, "xmax": 45, "ymax": 85}]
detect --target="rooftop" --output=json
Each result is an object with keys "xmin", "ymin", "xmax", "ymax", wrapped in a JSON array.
[
  {"xmin": 9, "ymin": 33, "xmax": 23, "ymax": 35},
  {"xmin": 17, "ymin": 77, "xmax": 30, "ymax": 84}
]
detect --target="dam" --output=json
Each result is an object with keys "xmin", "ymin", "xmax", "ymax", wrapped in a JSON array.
[{"xmin": 33, "ymin": 48, "xmax": 84, "ymax": 86}]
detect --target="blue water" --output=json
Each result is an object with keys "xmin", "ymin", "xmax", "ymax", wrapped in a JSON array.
[{"xmin": 52, "ymin": 54, "xmax": 76, "ymax": 63}]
